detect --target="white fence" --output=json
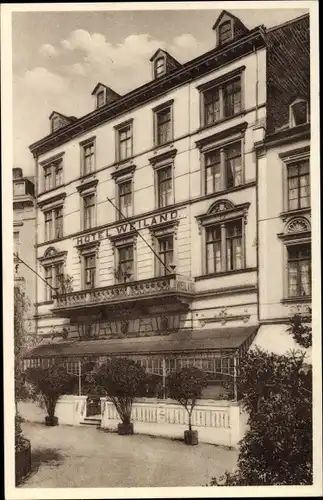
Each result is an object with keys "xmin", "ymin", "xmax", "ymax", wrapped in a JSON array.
[
  {"xmin": 101, "ymin": 398, "xmax": 246, "ymax": 448},
  {"xmin": 18, "ymin": 395, "xmax": 247, "ymax": 448}
]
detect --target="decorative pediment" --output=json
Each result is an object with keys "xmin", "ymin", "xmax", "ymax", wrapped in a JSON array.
[
  {"xmin": 150, "ymin": 219, "xmax": 179, "ymax": 240},
  {"xmin": 195, "ymin": 122, "xmax": 248, "ymax": 151},
  {"xmin": 38, "ymin": 192, "xmax": 66, "ymax": 210},
  {"xmin": 208, "ymin": 199, "xmax": 235, "ymax": 214},
  {"xmin": 111, "ymin": 163, "xmax": 136, "ymax": 182},
  {"xmin": 39, "ymin": 247, "xmax": 67, "ymax": 264},
  {"xmin": 286, "ymin": 217, "xmax": 311, "ymax": 234},
  {"xmin": 76, "ymin": 178, "xmax": 98, "ymax": 195},
  {"xmin": 149, "ymin": 148, "xmax": 177, "ymax": 168},
  {"xmin": 196, "ymin": 200, "xmax": 250, "ymax": 232},
  {"xmin": 278, "ymin": 216, "xmax": 311, "ymax": 244}
]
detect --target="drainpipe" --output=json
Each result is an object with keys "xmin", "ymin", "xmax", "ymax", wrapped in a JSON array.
[{"xmin": 34, "ymin": 154, "xmax": 39, "ymax": 339}]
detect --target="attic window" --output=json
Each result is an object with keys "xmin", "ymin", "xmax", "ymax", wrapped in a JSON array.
[
  {"xmin": 218, "ymin": 21, "xmax": 232, "ymax": 45},
  {"xmin": 96, "ymin": 90, "xmax": 105, "ymax": 109},
  {"xmin": 289, "ymin": 99, "xmax": 309, "ymax": 128},
  {"xmin": 52, "ymin": 116, "xmax": 60, "ymax": 133},
  {"xmin": 155, "ymin": 58, "xmax": 165, "ymax": 78}
]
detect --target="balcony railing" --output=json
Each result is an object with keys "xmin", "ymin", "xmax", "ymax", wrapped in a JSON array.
[{"xmin": 53, "ymin": 274, "xmax": 195, "ymax": 312}]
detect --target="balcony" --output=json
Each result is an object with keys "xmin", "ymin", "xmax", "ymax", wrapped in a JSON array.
[{"xmin": 52, "ymin": 274, "xmax": 195, "ymax": 316}]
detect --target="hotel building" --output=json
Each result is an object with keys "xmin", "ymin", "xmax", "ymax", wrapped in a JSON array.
[{"xmin": 25, "ymin": 11, "xmax": 311, "ymax": 396}]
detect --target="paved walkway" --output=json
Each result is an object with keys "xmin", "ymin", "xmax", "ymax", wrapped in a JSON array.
[{"xmin": 20, "ymin": 422, "xmax": 237, "ymax": 488}]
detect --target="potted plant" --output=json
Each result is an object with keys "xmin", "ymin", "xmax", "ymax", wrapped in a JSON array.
[
  {"xmin": 25, "ymin": 363, "xmax": 76, "ymax": 426},
  {"xmin": 166, "ymin": 366, "xmax": 208, "ymax": 445},
  {"xmin": 88, "ymin": 357, "xmax": 148, "ymax": 435}
]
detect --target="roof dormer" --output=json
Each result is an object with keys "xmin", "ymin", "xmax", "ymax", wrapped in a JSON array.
[
  {"xmin": 212, "ymin": 10, "xmax": 249, "ymax": 47},
  {"xmin": 289, "ymin": 97, "xmax": 309, "ymax": 128},
  {"xmin": 91, "ymin": 83, "xmax": 120, "ymax": 110},
  {"xmin": 150, "ymin": 49, "xmax": 181, "ymax": 80},
  {"xmin": 49, "ymin": 112, "xmax": 77, "ymax": 134}
]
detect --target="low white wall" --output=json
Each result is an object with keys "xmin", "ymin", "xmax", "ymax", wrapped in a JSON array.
[
  {"xmin": 100, "ymin": 398, "xmax": 246, "ymax": 448},
  {"xmin": 18, "ymin": 395, "xmax": 87, "ymax": 426}
]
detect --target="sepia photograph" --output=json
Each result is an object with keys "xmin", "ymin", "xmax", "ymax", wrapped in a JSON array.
[{"xmin": 2, "ymin": 1, "xmax": 321, "ymax": 498}]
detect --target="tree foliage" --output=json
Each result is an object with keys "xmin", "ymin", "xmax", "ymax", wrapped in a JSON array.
[
  {"xmin": 288, "ymin": 306, "xmax": 312, "ymax": 348},
  {"xmin": 88, "ymin": 357, "xmax": 148, "ymax": 425},
  {"xmin": 210, "ymin": 346, "xmax": 312, "ymax": 486},
  {"xmin": 25, "ymin": 364, "xmax": 76, "ymax": 419},
  {"xmin": 166, "ymin": 367, "xmax": 208, "ymax": 431}
]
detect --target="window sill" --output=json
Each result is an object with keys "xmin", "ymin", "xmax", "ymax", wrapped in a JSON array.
[
  {"xmin": 112, "ymin": 156, "xmax": 135, "ymax": 168},
  {"xmin": 280, "ymin": 207, "xmax": 311, "ymax": 221},
  {"xmin": 153, "ymin": 140, "xmax": 174, "ymax": 151},
  {"xmin": 195, "ymin": 267, "xmax": 256, "ymax": 281},
  {"xmin": 37, "ymin": 301, "xmax": 54, "ymax": 306},
  {"xmin": 203, "ymin": 181, "xmax": 256, "ymax": 199},
  {"xmin": 281, "ymin": 296, "xmax": 311, "ymax": 304},
  {"xmin": 38, "ymin": 185, "xmax": 65, "ymax": 197},
  {"xmin": 42, "ymin": 235, "xmax": 65, "ymax": 245},
  {"xmin": 197, "ymin": 110, "xmax": 246, "ymax": 133}
]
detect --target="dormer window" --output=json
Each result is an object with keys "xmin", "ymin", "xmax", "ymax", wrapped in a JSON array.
[
  {"xmin": 52, "ymin": 116, "xmax": 60, "ymax": 133},
  {"xmin": 155, "ymin": 58, "xmax": 165, "ymax": 78},
  {"xmin": 218, "ymin": 21, "xmax": 232, "ymax": 45},
  {"xmin": 289, "ymin": 99, "xmax": 309, "ymax": 127},
  {"xmin": 96, "ymin": 90, "xmax": 105, "ymax": 108}
]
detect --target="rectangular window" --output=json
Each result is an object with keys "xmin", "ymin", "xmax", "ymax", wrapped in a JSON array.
[
  {"xmin": 156, "ymin": 107, "xmax": 172, "ymax": 146},
  {"xmin": 225, "ymin": 220, "xmax": 243, "ymax": 271},
  {"xmin": 44, "ymin": 265, "xmax": 53, "ymax": 301},
  {"xmin": 84, "ymin": 254, "xmax": 96, "ymax": 289},
  {"xmin": 157, "ymin": 166, "xmax": 172, "ymax": 208},
  {"xmin": 206, "ymin": 226, "xmax": 222, "ymax": 274},
  {"xmin": 117, "ymin": 245, "xmax": 134, "ymax": 282},
  {"xmin": 158, "ymin": 235, "xmax": 174, "ymax": 276},
  {"xmin": 202, "ymin": 76, "xmax": 242, "ymax": 127},
  {"xmin": 206, "ymin": 219, "xmax": 243, "ymax": 274},
  {"xmin": 44, "ymin": 165, "xmax": 53, "ymax": 191},
  {"xmin": 43, "ymin": 159, "xmax": 63, "ymax": 192},
  {"xmin": 204, "ymin": 141, "xmax": 242, "ymax": 194},
  {"xmin": 204, "ymin": 88, "xmax": 220, "ymax": 126},
  {"xmin": 97, "ymin": 91, "xmax": 105, "ymax": 108},
  {"xmin": 205, "ymin": 150, "xmax": 221, "ymax": 194},
  {"xmin": 13, "ymin": 231, "xmax": 20, "ymax": 257},
  {"xmin": 82, "ymin": 142, "xmax": 95, "ymax": 175},
  {"xmin": 118, "ymin": 125, "xmax": 133, "ymax": 161},
  {"xmin": 223, "ymin": 78, "xmax": 241, "ymax": 118},
  {"xmin": 54, "ymin": 207, "xmax": 63, "ymax": 239},
  {"xmin": 224, "ymin": 142, "xmax": 242, "ymax": 188},
  {"xmin": 55, "ymin": 262, "xmax": 64, "ymax": 292},
  {"xmin": 118, "ymin": 181, "xmax": 132, "ymax": 219},
  {"xmin": 287, "ymin": 160, "xmax": 310, "ymax": 210},
  {"xmin": 83, "ymin": 194, "xmax": 95, "ymax": 230},
  {"xmin": 288, "ymin": 244, "xmax": 311, "ymax": 297},
  {"xmin": 54, "ymin": 161, "xmax": 63, "ymax": 187},
  {"xmin": 44, "ymin": 211, "xmax": 53, "ymax": 241}
]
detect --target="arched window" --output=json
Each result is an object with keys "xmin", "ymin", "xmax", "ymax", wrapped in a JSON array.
[
  {"xmin": 289, "ymin": 98, "xmax": 309, "ymax": 127},
  {"xmin": 218, "ymin": 21, "xmax": 232, "ymax": 45},
  {"xmin": 155, "ymin": 58, "xmax": 165, "ymax": 78}
]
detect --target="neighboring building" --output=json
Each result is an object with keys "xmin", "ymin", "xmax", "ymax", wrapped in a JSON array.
[
  {"xmin": 25, "ymin": 10, "xmax": 311, "ymax": 396},
  {"xmin": 13, "ymin": 167, "xmax": 36, "ymax": 332},
  {"xmin": 254, "ymin": 14, "xmax": 311, "ymax": 358}
]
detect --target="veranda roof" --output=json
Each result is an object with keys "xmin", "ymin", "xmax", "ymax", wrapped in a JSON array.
[{"xmin": 25, "ymin": 325, "xmax": 258, "ymax": 359}]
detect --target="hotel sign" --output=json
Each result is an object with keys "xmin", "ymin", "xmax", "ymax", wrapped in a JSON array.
[{"xmin": 75, "ymin": 209, "xmax": 182, "ymax": 246}]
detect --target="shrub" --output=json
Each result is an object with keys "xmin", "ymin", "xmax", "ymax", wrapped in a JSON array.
[
  {"xmin": 210, "ymin": 347, "xmax": 312, "ymax": 486},
  {"xmin": 25, "ymin": 364, "xmax": 76, "ymax": 421},
  {"xmin": 166, "ymin": 367, "xmax": 208, "ymax": 431},
  {"xmin": 88, "ymin": 357, "xmax": 148, "ymax": 425}
]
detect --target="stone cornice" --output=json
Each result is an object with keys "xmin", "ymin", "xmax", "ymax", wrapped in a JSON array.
[
  {"xmin": 195, "ymin": 122, "xmax": 248, "ymax": 150},
  {"xmin": 38, "ymin": 192, "xmax": 66, "ymax": 209},
  {"xmin": 148, "ymin": 148, "xmax": 177, "ymax": 167},
  {"xmin": 29, "ymin": 29, "xmax": 265, "ymax": 158}
]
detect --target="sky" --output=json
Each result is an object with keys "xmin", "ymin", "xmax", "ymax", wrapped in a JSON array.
[{"xmin": 12, "ymin": 7, "xmax": 309, "ymax": 176}]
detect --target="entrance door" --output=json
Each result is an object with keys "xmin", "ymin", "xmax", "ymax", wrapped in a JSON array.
[{"xmin": 86, "ymin": 396, "xmax": 102, "ymax": 417}]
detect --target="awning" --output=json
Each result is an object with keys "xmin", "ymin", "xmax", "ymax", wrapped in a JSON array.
[
  {"xmin": 249, "ymin": 324, "xmax": 312, "ymax": 362},
  {"xmin": 25, "ymin": 325, "xmax": 258, "ymax": 359}
]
